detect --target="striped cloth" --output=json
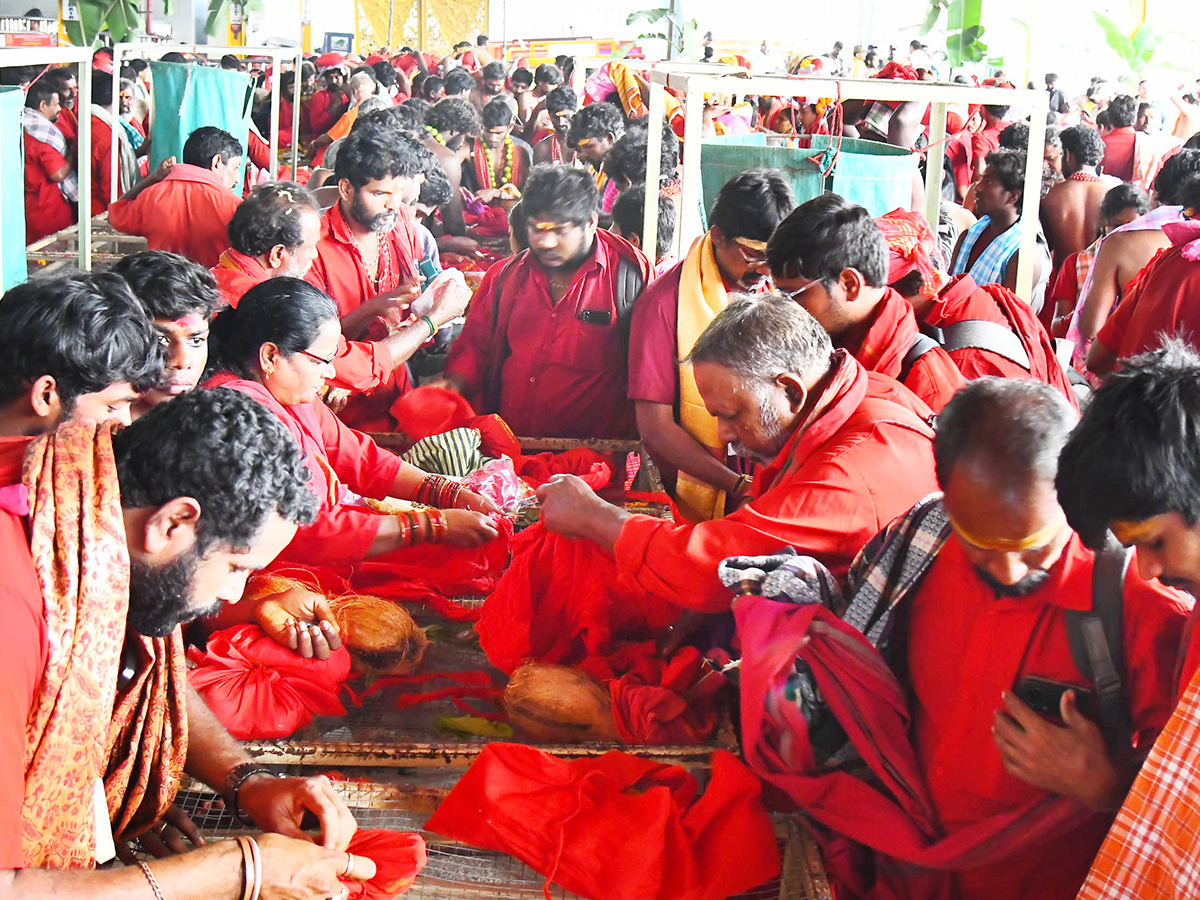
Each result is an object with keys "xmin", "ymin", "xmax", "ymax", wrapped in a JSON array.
[
  {"xmin": 1075, "ymin": 664, "xmax": 1200, "ymax": 900},
  {"xmin": 950, "ymin": 215, "xmax": 1023, "ymax": 286},
  {"xmin": 401, "ymin": 426, "xmax": 484, "ymax": 477},
  {"xmin": 22, "ymin": 107, "xmax": 78, "ymax": 202}
]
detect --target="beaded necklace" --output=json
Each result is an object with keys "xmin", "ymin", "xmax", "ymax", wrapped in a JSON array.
[
  {"xmin": 1068, "ymin": 171, "xmax": 1102, "ymax": 183},
  {"xmin": 425, "ymin": 124, "xmax": 447, "ymax": 146},
  {"xmin": 478, "ymin": 136, "xmax": 515, "ymax": 189},
  {"xmin": 550, "ymin": 133, "xmax": 563, "ymax": 163}
]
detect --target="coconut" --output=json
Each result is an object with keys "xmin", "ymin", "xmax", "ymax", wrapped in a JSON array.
[
  {"xmin": 502, "ymin": 662, "xmax": 620, "ymax": 743},
  {"xmin": 331, "ymin": 594, "xmax": 429, "ymax": 675},
  {"xmin": 243, "ymin": 573, "xmax": 312, "ymax": 604}
]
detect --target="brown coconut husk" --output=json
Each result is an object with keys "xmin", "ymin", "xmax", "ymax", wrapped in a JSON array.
[
  {"xmin": 331, "ymin": 594, "xmax": 430, "ymax": 675},
  {"xmin": 242, "ymin": 573, "xmax": 313, "ymax": 605},
  {"xmin": 502, "ymin": 662, "xmax": 620, "ymax": 743}
]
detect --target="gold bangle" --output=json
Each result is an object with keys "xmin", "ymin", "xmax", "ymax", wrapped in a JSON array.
[{"xmin": 136, "ymin": 861, "xmax": 165, "ymax": 900}]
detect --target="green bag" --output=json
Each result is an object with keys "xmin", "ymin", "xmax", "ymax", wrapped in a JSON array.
[
  {"xmin": 149, "ymin": 62, "xmax": 254, "ymax": 184},
  {"xmin": 1, "ymin": 86, "xmax": 26, "ymax": 289}
]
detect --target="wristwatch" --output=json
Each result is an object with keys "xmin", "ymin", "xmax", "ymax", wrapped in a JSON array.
[{"xmin": 223, "ymin": 762, "xmax": 278, "ymax": 826}]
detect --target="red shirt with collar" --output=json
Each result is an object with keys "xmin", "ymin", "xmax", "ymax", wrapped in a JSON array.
[
  {"xmin": 614, "ymin": 354, "xmax": 939, "ymax": 612},
  {"xmin": 55, "ymin": 106, "xmax": 77, "ymax": 144},
  {"xmin": 305, "ymin": 201, "xmax": 424, "ymax": 330},
  {"xmin": 0, "ymin": 436, "xmax": 45, "ymax": 869},
  {"xmin": 1095, "ymin": 240, "xmax": 1200, "ymax": 362},
  {"xmin": 211, "ymin": 249, "xmax": 397, "ymax": 394},
  {"xmin": 907, "ymin": 532, "xmax": 1189, "ymax": 900},
  {"xmin": 444, "ymin": 230, "xmax": 652, "ymax": 439},
  {"xmin": 24, "ymin": 134, "xmax": 75, "ymax": 243},
  {"xmin": 108, "ymin": 163, "xmax": 241, "ymax": 268},
  {"xmin": 970, "ymin": 122, "xmax": 1005, "ymax": 171},
  {"xmin": 927, "ymin": 274, "xmax": 1079, "ymax": 408},
  {"xmin": 1103, "ymin": 126, "xmax": 1137, "ymax": 183}
]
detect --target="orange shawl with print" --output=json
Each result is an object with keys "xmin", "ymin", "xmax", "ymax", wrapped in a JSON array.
[{"xmin": 21, "ymin": 423, "xmax": 187, "ymax": 868}]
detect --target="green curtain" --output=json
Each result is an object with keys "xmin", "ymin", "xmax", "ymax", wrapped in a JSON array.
[
  {"xmin": 149, "ymin": 62, "xmax": 253, "ymax": 183},
  {"xmin": 1, "ymin": 87, "xmax": 26, "ymax": 290}
]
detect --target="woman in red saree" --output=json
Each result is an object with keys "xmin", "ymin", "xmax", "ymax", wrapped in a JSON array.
[{"xmin": 205, "ymin": 277, "xmax": 502, "ymax": 586}]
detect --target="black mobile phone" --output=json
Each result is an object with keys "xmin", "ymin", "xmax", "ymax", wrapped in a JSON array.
[
  {"xmin": 1012, "ymin": 677, "xmax": 1097, "ymax": 724},
  {"xmin": 577, "ymin": 308, "xmax": 612, "ymax": 326}
]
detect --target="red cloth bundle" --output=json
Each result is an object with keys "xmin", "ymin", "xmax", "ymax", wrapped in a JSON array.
[
  {"xmin": 462, "ymin": 204, "xmax": 510, "ymax": 237},
  {"xmin": 608, "ymin": 646, "xmax": 723, "ymax": 745},
  {"xmin": 391, "ymin": 386, "xmax": 477, "ymax": 444},
  {"xmin": 477, "ymin": 524, "xmax": 678, "ymax": 678},
  {"xmin": 424, "ymin": 745, "xmax": 780, "ymax": 900},
  {"xmin": 341, "ymin": 829, "xmax": 428, "ymax": 899},
  {"xmin": 187, "ymin": 625, "xmax": 352, "ymax": 739},
  {"xmin": 512, "ymin": 448, "xmax": 612, "ymax": 491}
]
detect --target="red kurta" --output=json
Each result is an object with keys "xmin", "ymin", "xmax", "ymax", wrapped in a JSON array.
[
  {"xmin": 306, "ymin": 88, "xmax": 344, "ymax": 137},
  {"xmin": 0, "ymin": 437, "xmax": 45, "ymax": 869},
  {"xmin": 1102, "ymin": 127, "xmax": 1137, "ymax": 184},
  {"xmin": 108, "ymin": 163, "xmax": 241, "ymax": 268},
  {"xmin": 908, "ymin": 533, "xmax": 1189, "ymax": 900},
  {"xmin": 212, "ymin": 376, "xmax": 403, "ymax": 567},
  {"xmin": 23, "ymin": 134, "xmax": 75, "ymax": 243},
  {"xmin": 444, "ymin": 230, "xmax": 652, "ymax": 439},
  {"xmin": 210, "ymin": 249, "xmax": 397, "ymax": 394},
  {"xmin": 840, "ymin": 288, "xmax": 965, "ymax": 412},
  {"xmin": 89, "ymin": 113, "xmax": 124, "ymax": 217},
  {"xmin": 1094, "ymin": 236, "xmax": 1200, "ymax": 362},
  {"xmin": 928, "ymin": 274, "xmax": 1079, "ymax": 408},
  {"xmin": 614, "ymin": 353, "xmax": 939, "ymax": 611}
]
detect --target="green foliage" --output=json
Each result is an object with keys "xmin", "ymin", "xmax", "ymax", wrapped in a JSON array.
[
  {"xmin": 1094, "ymin": 12, "xmax": 1163, "ymax": 79},
  {"xmin": 921, "ymin": 0, "xmax": 988, "ymax": 68},
  {"xmin": 626, "ymin": 6, "xmax": 700, "ymax": 61},
  {"xmin": 65, "ymin": 0, "xmax": 152, "ymax": 46}
]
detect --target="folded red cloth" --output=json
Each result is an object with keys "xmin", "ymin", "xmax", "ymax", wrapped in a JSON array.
[
  {"xmin": 425, "ymin": 745, "xmax": 780, "ymax": 900},
  {"xmin": 187, "ymin": 624, "xmax": 351, "ymax": 739},
  {"xmin": 341, "ymin": 829, "xmax": 428, "ymax": 899}
]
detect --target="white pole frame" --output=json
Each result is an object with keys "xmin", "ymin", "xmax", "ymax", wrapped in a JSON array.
[
  {"xmin": 643, "ymin": 70, "xmax": 1049, "ymax": 303},
  {"xmin": 1, "ymin": 45, "xmax": 95, "ymax": 271},
  {"xmin": 110, "ymin": 42, "xmax": 304, "ymax": 206}
]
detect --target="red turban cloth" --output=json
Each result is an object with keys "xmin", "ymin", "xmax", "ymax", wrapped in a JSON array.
[{"xmin": 874, "ymin": 208, "xmax": 947, "ymax": 300}]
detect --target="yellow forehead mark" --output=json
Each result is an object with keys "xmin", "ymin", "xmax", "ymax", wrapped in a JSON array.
[
  {"xmin": 530, "ymin": 221, "xmax": 561, "ymax": 232},
  {"xmin": 948, "ymin": 510, "xmax": 1067, "ymax": 553},
  {"xmin": 1110, "ymin": 520, "xmax": 1155, "ymax": 543},
  {"xmin": 734, "ymin": 237, "xmax": 768, "ymax": 252}
]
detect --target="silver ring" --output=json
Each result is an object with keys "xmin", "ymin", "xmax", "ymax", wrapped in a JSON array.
[
  {"xmin": 329, "ymin": 889, "xmax": 349, "ymax": 900},
  {"xmin": 341, "ymin": 852, "xmax": 355, "ymax": 877}
]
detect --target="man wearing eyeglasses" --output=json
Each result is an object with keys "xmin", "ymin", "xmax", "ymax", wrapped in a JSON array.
[
  {"xmin": 768, "ymin": 193, "xmax": 964, "ymax": 412},
  {"xmin": 628, "ymin": 169, "xmax": 795, "ymax": 522}
]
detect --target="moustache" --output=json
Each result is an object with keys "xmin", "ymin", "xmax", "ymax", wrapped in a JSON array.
[{"xmin": 973, "ymin": 565, "xmax": 1051, "ymax": 598}]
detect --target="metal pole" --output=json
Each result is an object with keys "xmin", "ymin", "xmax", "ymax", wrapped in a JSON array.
[
  {"xmin": 291, "ymin": 50, "xmax": 301, "ymax": 178},
  {"xmin": 77, "ymin": 62, "xmax": 92, "ymax": 270},
  {"xmin": 418, "ymin": 0, "xmax": 426, "ymax": 52},
  {"xmin": 678, "ymin": 86, "xmax": 703, "ymax": 257},
  {"xmin": 387, "ymin": 0, "xmax": 395, "ymax": 49},
  {"xmin": 1017, "ymin": 95, "xmax": 1048, "ymax": 304},
  {"xmin": 268, "ymin": 53, "xmax": 280, "ymax": 180},
  {"xmin": 923, "ymin": 100, "xmax": 947, "ymax": 228},
  {"xmin": 642, "ymin": 79, "xmax": 666, "ymax": 264},
  {"xmin": 110, "ymin": 43, "xmax": 122, "ymax": 205}
]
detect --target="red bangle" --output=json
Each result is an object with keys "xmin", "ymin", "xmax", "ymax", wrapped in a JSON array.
[{"xmin": 427, "ymin": 508, "xmax": 447, "ymax": 543}]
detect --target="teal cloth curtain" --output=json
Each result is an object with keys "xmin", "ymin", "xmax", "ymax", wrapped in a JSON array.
[
  {"xmin": 1, "ymin": 86, "xmax": 26, "ymax": 289},
  {"xmin": 150, "ymin": 62, "xmax": 253, "ymax": 184}
]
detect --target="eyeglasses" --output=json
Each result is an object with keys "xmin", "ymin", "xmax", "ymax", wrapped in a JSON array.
[
  {"xmin": 298, "ymin": 348, "xmax": 337, "ymax": 366},
  {"xmin": 776, "ymin": 278, "xmax": 822, "ymax": 300}
]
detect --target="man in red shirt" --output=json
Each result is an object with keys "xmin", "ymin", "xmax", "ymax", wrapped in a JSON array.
[
  {"xmin": 876, "ymin": 207, "xmax": 1080, "ymax": 407},
  {"xmin": 306, "ymin": 66, "xmax": 350, "ymax": 137},
  {"xmin": 865, "ymin": 378, "xmax": 1188, "ymax": 900},
  {"xmin": 1102, "ymin": 95, "xmax": 1139, "ymax": 183},
  {"xmin": 537, "ymin": 295, "xmax": 940, "ymax": 612},
  {"xmin": 768, "ymin": 193, "xmax": 965, "ymax": 412},
  {"xmin": 109, "ymin": 126, "xmax": 244, "ymax": 268},
  {"xmin": 22, "ymin": 79, "xmax": 76, "ymax": 243},
  {"xmin": 44, "ymin": 67, "xmax": 78, "ymax": 146},
  {"xmin": 0, "ymin": 273, "xmax": 163, "ymax": 433},
  {"xmin": 629, "ymin": 169, "xmax": 794, "ymax": 519},
  {"xmin": 971, "ymin": 102, "xmax": 1010, "ymax": 182},
  {"xmin": 442, "ymin": 164, "xmax": 652, "ymax": 439}
]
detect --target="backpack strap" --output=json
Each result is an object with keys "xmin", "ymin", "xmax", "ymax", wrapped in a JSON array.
[
  {"xmin": 613, "ymin": 255, "xmax": 646, "ymax": 325},
  {"xmin": 1065, "ymin": 533, "xmax": 1132, "ymax": 750},
  {"xmin": 939, "ymin": 319, "xmax": 1032, "ymax": 371},
  {"xmin": 901, "ymin": 332, "xmax": 942, "ymax": 382}
]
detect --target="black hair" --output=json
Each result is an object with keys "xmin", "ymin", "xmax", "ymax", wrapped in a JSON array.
[
  {"xmin": 111, "ymin": 251, "xmax": 220, "ymax": 321},
  {"xmin": 935, "ymin": 377, "xmax": 1076, "ymax": 490},
  {"xmin": 477, "ymin": 34, "xmax": 488, "ymax": 45},
  {"xmin": 454, "ymin": 41, "xmax": 471, "ymax": 51},
  {"xmin": 508, "ymin": 200, "xmax": 529, "ymax": 251},
  {"xmin": 521, "ymin": 164, "xmax": 599, "ymax": 227},
  {"xmin": 403, "ymin": 96, "xmax": 432, "ymax": 119},
  {"xmin": 220, "ymin": 54, "xmax": 241, "ymax": 70},
  {"xmin": 1179, "ymin": 174, "xmax": 1200, "ymax": 212},
  {"xmin": 709, "ymin": 168, "xmax": 795, "ymax": 244},
  {"xmin": 182, "ymin": 126, "xmax": 243, "ymax": 168},
  {"xmin": 24, "ymin": 79, "xmax": 57, "ymax": 110},
  {"xmin": 419, "ymin": 164, "xmax": 452, "ymax": 208},
  {"xmin": 511, "ymin": 68, "xmax": 533, "ymax": 87},
  {"xmin": 1100, "ymin": 182, "xmax": 1150, "ymax": 221},
  {"xmin": 546, "ymin": 85, "xmax": 577, "ymax": 116},
  {"xmin": 207, "ymin": 277, "xmax": 338, "ymax": 380},
  {"xmin": 983, "ymin": 104, "xmax": 1010, "ymax": 119},
  {"xmin": 534, "ymin": 63, "xmax": 562, "ymax": 86},
  {"xmin": 353, "ymin": 104, "xmax": 423, "ymax": 140},
  {"xmin": 43, "ymin": 67, "xmax": 74, "ymax": 94},
  {"xmin": 568, "ymin": 102, "xmax": 624, "ymax": 147},
  {"xmin": 603, "ymin": 116, "xmax": 679, "ymax": 188},
  {"xmin": 128, "ymin": 58, "xmax": 148, "ymax": 75},
  {"xmin": 1108, "ymin": 94, "xmax": 1138, "ymax": 128},
  {"xmin": 226, "ymin": 181, "xmax": 320, "ymax": 256},
  {"xmin": 998, "ymin": 121, "xmax": 1029, "ymax": 150},
  {"xmin": 0, "ymin": 273, "xmax": 164, "ymax": 408},
  {"xmin": 1046, "ymin": 72, "xmax": 1058, "ymax": 84},
  {"xmin": 92, "ymin": 70, "xmax": 114, "ymax": 106},
  {"xmin": 1153, "ymin": 149, "xmax": 1200, "ymax": 205},
  {"xmin": 160, "ymin": 51, "xmax": 187, "ymax": 64},
  {"xmin": 985, "ymin": 148, "xmax": 1027, "ymax": 196},
  {"xmin": 482, "ymin": 61, "xmax": 507, "ymax": 82},
  {"xmin": 1138, "ymin": 101, "xmax": 1155, "ymax": 118},
  {"xmin": 113, "ymin": 387, "xmax": 318, "ymax": 554},
  {"xmin": 482, "ymin": 97, "xmax": 515, "ymax": 130},
  {"xmin": 767, "ymin": 192, "xmax": 887, "ymax": 288},
  {"xmin": 1057, "ymin": 342, "xmax": 1200, "ymax": 549},
  {"xmin": 419, "ymin": 76, "xmax": 443, "ymax": 99},
  {"xmin": 443, "ymin": 67, "xmax": 475, "ymax": 96},
  {"xmin": 612, "ymin": 185, "xmax": 676, "ymax": 261},
  {"xmin": 335, "ymin": 130, "xmax": 427, "ymax": 188},
  {"xmin": 1096, "ymin": 109, "xmax": 1111, "ymax": 130},
  {"xmin": 1060, "ymin": 124, "xmax": 1105, "ymax": 167},
  {"xmin": 425, "ymin": 96, "xmax": 480, "ymax": 137},
  {"xmin": 372, "ymin": 61, "xmax": 397, "ymax": 88}
]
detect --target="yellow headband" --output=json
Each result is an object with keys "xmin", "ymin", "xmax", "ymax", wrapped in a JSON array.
[{"xmin": 948, "ymin": 510, "xmax": 1068, "ymax": 553}]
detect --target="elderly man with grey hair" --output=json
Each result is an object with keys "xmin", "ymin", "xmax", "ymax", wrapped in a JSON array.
[
  {"xmin": 311, "ymin": 71, "xmax": 379, "ymax": 158},
  {"xmin": 537, "ymin": 292, "xmax": 940, "ymax": 612}
]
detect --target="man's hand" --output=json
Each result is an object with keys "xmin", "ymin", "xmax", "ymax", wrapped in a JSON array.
[
  {"xmin": 438, "ymin": 234, "xmax": 480, "ymax": 256},
  {"xmin": 369, "ymin": 278, "xmax": 421, "ymax": 325},
  {"xmin": 537, "ymin": 474, "xmax": 610, "ymax": 540},
  {"xmin": 474, "ymin": 187, "xmax": 503, "ymax": 204},
  {"xmin": 323, "ymin": 387, "xmax": 352, "ymax": 414},
  {"xmin": 256, "ymin": 832, "xmax": 376, "ymax": 900},
  {"xmin": 151, "ymin": 156, "xmax": 176, "ymax": 182},
  {"xmin": 114, "ymin": 804, "xmax": 205, "ymax": 863},
  {"xmin": 427, "ymin": 275, "xmax": 472, "ymax": 325},
  {"xmin": 255, "ymin": 586, "xmax": 343, "ymax": 660},
  {"xmin": 238, "ymin": 774, "xmax": 358, "ymax": 850},
  {"xmin": 992, "ymin": 690, "xmax": 1124, "ymax": 810}
]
